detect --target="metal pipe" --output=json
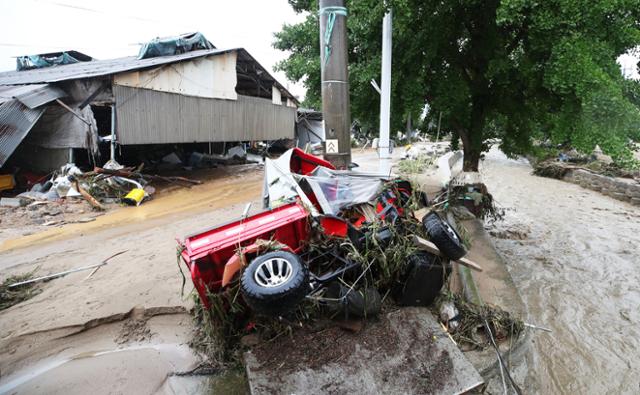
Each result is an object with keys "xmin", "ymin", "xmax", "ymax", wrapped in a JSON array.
[
  {"xmin": 9, "ymin": 250, "xmax": 128, "ymax": 288},
  {"xmin": 110, "ymin": 104, "xmax": 116, "ymax": 161},
  {"xmin": 379, "ymin": 10, "xmax": 392, "ymax": 159}
]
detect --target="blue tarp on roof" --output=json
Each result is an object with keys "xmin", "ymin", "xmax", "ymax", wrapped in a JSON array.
[
  {"xmin": 16, "ymin": 51, "xmax": 93, "ymax": 71},
  {"xmin": 137, "ymin": 32, "xmax": 215, "ymax": 60}
]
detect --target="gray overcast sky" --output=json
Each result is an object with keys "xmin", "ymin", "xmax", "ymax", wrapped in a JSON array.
[
  {"xmin": 0, "ymin": 0, "xmax": 637, "ymax": 95},
  {"xmin": 0, "ymin": 0, "xmax": 308, "ymax": 98}
]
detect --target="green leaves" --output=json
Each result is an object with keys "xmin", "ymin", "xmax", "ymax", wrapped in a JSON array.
[{"xmin": 274, "ymin": 0, "xmax": 640, "ymax": 168}]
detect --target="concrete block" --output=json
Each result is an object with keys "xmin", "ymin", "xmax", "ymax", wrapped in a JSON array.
[
  {"xmin": 0, "ymin": 197, "xmax": 27, "ymax": 208},
  {"xmin": 613, "ymin": 183, "xmax": 628, "ymax": 193},
  {"xmin": 244, "ymin": 308, "xmax": 484, "ymax": 395},
  {"xmin": 626, "ymin": 188, "xmax": 640, "ymax": 199}
]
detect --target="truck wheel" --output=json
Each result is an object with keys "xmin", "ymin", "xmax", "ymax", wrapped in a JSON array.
[
  {"xmin": 240, "ymin": 251, "xmax": 309, "ymax": 316},
  {"xmin": 345, "ymin": 287, "xmax": 382, "ymax": 317},
  {"xmin": 422, "ymin": 212, "xmax": 466, "ymax": 260}
]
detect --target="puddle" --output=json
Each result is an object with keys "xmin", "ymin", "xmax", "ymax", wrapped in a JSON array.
[
  {"xmin": 163, "ymin": 371, "xmax": 249, "ymax": 395},
  {"xmin": 0, "ymin": 344, "xmax": 195, "ymax": 394}
]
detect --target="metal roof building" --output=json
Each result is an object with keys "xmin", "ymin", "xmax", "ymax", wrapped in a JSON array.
[{"xmin": 0, "ymin": 40, "xmax": 298, "ymax": 170}]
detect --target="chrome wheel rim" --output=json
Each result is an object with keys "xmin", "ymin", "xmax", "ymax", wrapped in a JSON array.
[{"xmin": 254, "ymin": 258, "xmax": 293, "ymax": 287}]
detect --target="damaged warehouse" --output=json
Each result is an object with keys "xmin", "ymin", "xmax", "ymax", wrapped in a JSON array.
[{"xmin": 0, "ymin": 33, "xmax": 298, "ymax": 175}]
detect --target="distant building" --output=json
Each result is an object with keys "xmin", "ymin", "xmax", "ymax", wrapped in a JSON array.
[{"xmin": 0, "ymin": 33, "xmax": 298, "ymax": 171}]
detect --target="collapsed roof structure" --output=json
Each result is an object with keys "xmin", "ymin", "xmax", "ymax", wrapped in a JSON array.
[{"xmin": 0, "ymin": 32, "xmax": 298, "ymax": 171}]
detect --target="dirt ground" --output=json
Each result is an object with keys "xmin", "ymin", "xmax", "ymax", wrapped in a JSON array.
[
  {"xmin": 0, "ymin": 149, "xmax": 414, "ymax": 394},
  {"xmin": 0, "ymin": 163, "xmax": 264, "ymax": 394}
]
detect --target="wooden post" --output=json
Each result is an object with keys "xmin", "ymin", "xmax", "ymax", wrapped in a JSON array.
[{"xmin": 319, "ymin": 0, "xmax": 351, "ymax": 169}]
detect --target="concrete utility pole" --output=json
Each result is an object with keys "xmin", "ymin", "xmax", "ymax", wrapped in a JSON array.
[
  {"xmin": 319, "ymin": 0, "xmax": 351, "ymax": 169},
  {"xmin": 379, "ymin": 10, "xmax": 392, "ymax": 159}
]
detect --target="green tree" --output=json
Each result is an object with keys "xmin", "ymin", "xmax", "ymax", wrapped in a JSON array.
[{"xmin": 275, "ymin": 0, "xmax": 640, "ymax": 170}]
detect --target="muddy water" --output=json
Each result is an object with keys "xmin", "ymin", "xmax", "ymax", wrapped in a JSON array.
[{"xmin": 482, "ymin": 148, "xmax": 640, "ymax": 394}]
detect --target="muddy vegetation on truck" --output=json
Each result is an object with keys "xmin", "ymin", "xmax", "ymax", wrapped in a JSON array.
[{"xmin": 187, "ymin": 198, "xmax": 520, "ymax": 371}]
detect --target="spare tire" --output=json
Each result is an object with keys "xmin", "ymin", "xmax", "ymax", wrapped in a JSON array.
[
  {"xmin": 422, "ymin": 212, "xmax": 466, "ymax": 260},
  {"xmin": 240, "ymin": 251, "xmax": 309, "ymax": 316}
]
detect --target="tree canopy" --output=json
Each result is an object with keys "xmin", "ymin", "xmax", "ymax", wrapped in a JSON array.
[{"xmin": 274, "ymin": 0, "xmax": 640, "ymax": 170}]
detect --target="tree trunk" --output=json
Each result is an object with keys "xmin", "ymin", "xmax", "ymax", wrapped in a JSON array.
[
  {"xmin": 462, "ymin": 143, "xmax": 481, "ymax": 171},
  {"xmin": 458, "ymin": 126, "xmax": 483, "ymax": 172},
  {"xmin": 459, "ymin": 97, "xmax": 486, "ymax": 172}
]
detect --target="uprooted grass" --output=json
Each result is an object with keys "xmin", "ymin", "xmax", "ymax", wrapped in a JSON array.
[
  {"xmin": 190, "ymin": 283, "xmax": 323, "ymax": 366},
  {"xmin": 0, "ymin": 271, "xmax": 41, "ymax": 311},
  {"xmin": 398, "ymin": 155, "xmax": 434, "ymax": 175},
  {"xmin": 343, "ymin": 219, "xmax": 427, "ymax": 292},
  {"xmin": 445, "ymin": 184, "xmax": 505, "ymax": 223},
  {"xmin": 436, "ymin": 294, "xmax": 524, "ymax": 350}
]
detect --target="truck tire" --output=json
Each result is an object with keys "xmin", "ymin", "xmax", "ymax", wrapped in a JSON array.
[
  {"xmin": 240, "ymin": 251, "xmax": 309, "ymax": 316},
  {"xmin": 422, "ymin": 212, "xmax": 466, "ymax": 260},
  {"xmin": 394, "ymin": 251, "xmax": 448, "ymax": 306},
  {"xmin": 345, "ymin": 287, "xmax": 382, "ymax": 317}
]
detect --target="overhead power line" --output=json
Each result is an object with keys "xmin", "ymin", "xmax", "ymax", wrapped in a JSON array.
[{"xmin": 33, "ymin": 0, "xmax": 195, "ymax": 29}]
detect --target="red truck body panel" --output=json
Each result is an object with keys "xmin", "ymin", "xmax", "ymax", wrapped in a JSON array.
[
  {"xmin": 179, "ymin": 150, "xmax": 334, "ymax": 307},
  {"xmin": 180, "ymin": 202, "xmax": 309, "ymax": 306}
]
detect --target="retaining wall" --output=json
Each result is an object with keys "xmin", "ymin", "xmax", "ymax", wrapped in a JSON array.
[{"xmin": 563, "ymin": 169, "xmax": 640, "ymax": 206}]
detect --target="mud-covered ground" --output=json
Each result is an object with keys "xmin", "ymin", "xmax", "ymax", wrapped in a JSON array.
[
  {"xmin": 0, "ymin": 150, "xmax": 410, "ymax": 394},
  {"xmin": 483, "ymin": 147, "xmax": 640, "ymax": 394},
  {"xmin": 0, "ymin": 164, "xmax": 264, "ymax": 394}
]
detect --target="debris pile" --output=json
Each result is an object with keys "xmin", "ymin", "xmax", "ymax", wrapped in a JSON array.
[
  {"xmin": 436, "ymin": 295, "xmax": 524, "ymax": 350},
  {"xmin": 177, "ymin": 148, "xmax": 499, "ymax": 365},
  {"xmin": 2, "ymin": 160, "xmax": 203, "ymax": 210},
  {"xmin": 533, "ymin": 144, "xmax": 640, "ymax": 181}
]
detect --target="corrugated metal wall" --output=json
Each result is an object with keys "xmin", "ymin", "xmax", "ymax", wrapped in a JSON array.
[
  {"xmin": 114, "ymin": 85, "xmax": 295, "ymax": 145},
  {"xmin": 0, "ymin": 100, "xmax": 45, "ymax": 166}
]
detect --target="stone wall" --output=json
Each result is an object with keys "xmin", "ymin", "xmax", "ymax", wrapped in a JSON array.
[{"xmin": 564, "ymin": 169, "xmax": 640, "ymax": 206}]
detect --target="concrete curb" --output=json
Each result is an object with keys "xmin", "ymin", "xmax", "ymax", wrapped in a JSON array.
[{"xmin": 447, "ymin": 214, "xmax": 533, "ymax": 391}]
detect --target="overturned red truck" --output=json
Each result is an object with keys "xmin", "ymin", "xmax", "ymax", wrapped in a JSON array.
[{"xmin": 178, "ymin": 148, "xmax": 466, "ymax": 316}]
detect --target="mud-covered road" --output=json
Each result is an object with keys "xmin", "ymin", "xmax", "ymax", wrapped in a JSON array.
[{"xmin": 483, "ymin": 148, "xmax": 640, "ymax": 394}]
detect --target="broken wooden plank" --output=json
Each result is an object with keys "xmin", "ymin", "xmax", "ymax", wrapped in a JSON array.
[
  {"xmin": 412, "ymin": 235, "xmax": 483, "ymax": 272},
  {"xmin": 73, "ymin": 180, "xmax": 105, "ymax": 211},
  {"xmin": 93, "ymin": 167, "xmax": 202, "ymax": 186},
  {"xmin": 55, "ymin": 99, "xmax": 91, "ymax": 126}
]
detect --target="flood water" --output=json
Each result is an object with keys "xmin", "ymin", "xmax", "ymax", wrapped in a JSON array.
[{"xmin": 482, "ymin": 148, "xmax": 640, "ymax": 394}]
